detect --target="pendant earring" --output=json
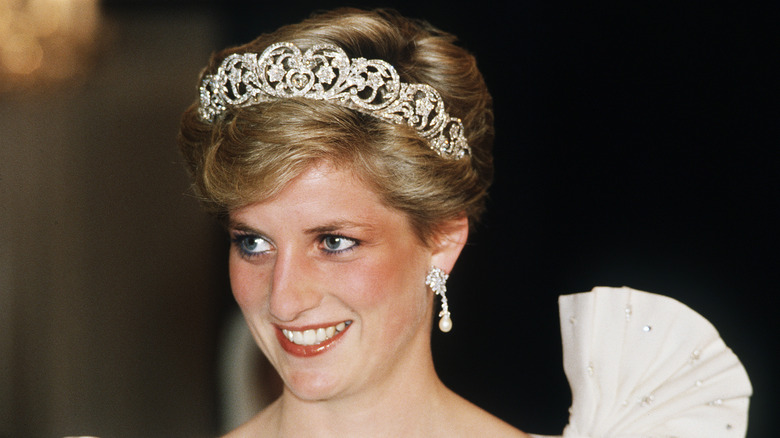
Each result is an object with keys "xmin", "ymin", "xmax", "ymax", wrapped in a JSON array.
[{"xmin": 425, "ymin": 267, "xmax": 452, "ymax": 333}]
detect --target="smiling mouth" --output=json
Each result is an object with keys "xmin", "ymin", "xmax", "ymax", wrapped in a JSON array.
[{"xmin": 281, "ymin": 321, "xmax": 352, "ymax": 346}]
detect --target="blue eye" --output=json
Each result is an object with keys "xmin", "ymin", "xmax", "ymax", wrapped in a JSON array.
[
  {"xmin": 321, "ymin": 235, "xmax": 357, "ymax": 253},
  {"xmin": 232, "ymin": 234, "xmax": 273, "ymax": 257}
]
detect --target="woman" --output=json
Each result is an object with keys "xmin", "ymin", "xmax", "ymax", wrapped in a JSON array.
[
  {"xmin": 179, "ymin": 7, "xmax": 524, "ymax": 437},
  {"xmin": 179, "ymin": 8, "xmax": 751, "ymax": 437}
]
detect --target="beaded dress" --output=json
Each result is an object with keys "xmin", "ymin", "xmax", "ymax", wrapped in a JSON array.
[{"xmin": 531, "ymin": 287, "xmax": 752, "ymax": 438}]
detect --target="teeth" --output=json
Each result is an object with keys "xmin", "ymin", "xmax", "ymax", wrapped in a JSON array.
[
  {"xmin": 282, "ymin": 321, "xmax": 350, "ymax": 346},
  {"xmin": 303, "ymin": 329, "xmax": 316, "ymax": 345}
]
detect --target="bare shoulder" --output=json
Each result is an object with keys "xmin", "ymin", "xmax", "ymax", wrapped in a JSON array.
[
  {"xmin": 442, "ymin": 391, "xmax": 530, "ymax": 438},
  {"xmin": 456, "ymin": 405, "xmax": 529, "ymax": 438},
  {"xmin": 220, "ymin": 399, "xmax": 280, "ymax": 438}
]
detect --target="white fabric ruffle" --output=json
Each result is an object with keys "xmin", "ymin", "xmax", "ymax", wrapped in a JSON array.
[{"xmin": 531, "ymin": 286, "xmax": 752, "ymax": 438}]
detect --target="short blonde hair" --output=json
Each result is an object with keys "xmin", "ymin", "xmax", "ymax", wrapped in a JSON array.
[{"xmin": 178, "ymin": 8, "xmax": 494, "ymax": 244}]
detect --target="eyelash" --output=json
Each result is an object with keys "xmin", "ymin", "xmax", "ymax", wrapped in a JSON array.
[
  {"xmin": 319, "ymin": 234, "xmax": 359, "ymax": 254},
  {"xmin": 231, "ymin": 233, "xmax": 273, "ymax": 259},
  {"xmin": 230, "ymin": 233, "xmax": 360, "ymax": 259}
]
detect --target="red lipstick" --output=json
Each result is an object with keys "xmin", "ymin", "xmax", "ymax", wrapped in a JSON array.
[{"xmin": 275, "ymin": 322, "xmax": 351, "ymax": 357}]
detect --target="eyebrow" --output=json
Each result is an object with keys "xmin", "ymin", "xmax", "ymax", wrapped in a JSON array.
[
  {"xmin": 227, "ymin": 220, "xmax": 263, "ymax": 235},
  {"xmin": 227, "ymin": 219, "xmax": 374, "ymax": 235},
  {"xmin": 304, "ymin": 220, "xmax": 375, "ymax": 235}
]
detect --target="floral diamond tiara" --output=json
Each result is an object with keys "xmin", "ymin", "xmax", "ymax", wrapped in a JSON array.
[{"xmin": 198, "ymin": 42, "xmax": 470, "ymax": 160}]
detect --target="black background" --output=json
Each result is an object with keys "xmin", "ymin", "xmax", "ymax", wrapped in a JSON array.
[{"xmin": 106, "ymin": 1, "xmax": 778, "ymax": 435}]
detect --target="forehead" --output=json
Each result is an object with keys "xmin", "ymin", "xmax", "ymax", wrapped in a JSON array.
[
  {"xmin": 230, "ymin": 163, "xmax": 409, "ymax": 232},
  {"xmin": 268, "ymin": 163, "xmax": 372, "ymax": 210}
]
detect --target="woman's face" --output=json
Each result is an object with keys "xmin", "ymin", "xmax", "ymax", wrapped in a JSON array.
[{"xmin": 228, "ymin": 164, "xmax": 436, "ymax": 401}]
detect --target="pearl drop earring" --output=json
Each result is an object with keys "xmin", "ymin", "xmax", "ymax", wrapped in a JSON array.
[{"xmin": 425, "ymin": 267, "xmax": 452, "ymax": 333}]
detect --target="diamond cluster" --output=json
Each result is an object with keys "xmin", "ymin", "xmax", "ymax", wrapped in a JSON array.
[
  {"xmin": 425, "ymin": 266, "xmax": 452, "ymax": 332},
  {"xmin": 198, "ymin": 42, "xmax": 470, "ymax": 160}
]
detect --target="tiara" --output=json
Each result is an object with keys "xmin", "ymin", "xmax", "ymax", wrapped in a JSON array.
[{"xmin": 198, "ymin": 42, "xmax": 470, "ymax": 160}]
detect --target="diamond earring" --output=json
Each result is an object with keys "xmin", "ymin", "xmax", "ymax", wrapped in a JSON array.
[{"xmin": 425, "ymin": 267, "xmax": 452, "ymax": 333}]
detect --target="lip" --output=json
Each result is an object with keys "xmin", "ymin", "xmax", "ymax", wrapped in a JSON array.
[{"xmin": 275, "ymin": 321, "xmax": 351, "ymax": 357}]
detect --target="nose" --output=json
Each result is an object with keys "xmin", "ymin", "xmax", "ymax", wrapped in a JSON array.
[{"xmin": 269, "ymin": 248, "xmax": 323, "ymax": 322}]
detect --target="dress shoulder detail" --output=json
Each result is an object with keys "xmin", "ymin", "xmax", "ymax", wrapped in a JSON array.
[{"xmin": 532, "ymin": 286, "xmax": 752, "ymax": 438}]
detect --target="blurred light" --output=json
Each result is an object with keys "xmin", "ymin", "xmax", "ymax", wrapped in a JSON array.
[{"xmin": 0, "ymin": 0, "xmax": 101, "ymax": 93}]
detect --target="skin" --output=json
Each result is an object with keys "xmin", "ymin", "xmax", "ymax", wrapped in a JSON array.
[{"xmin": 225, "ymin": 163, "xmax": 528, "ymax": 438}]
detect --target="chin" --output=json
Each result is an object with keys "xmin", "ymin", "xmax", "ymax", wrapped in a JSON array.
[{"xmin": 282, "ymin": 368, "xmax": 347, "ymax": 401}]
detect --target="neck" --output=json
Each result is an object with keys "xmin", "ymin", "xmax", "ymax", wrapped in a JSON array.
[{"xmin": 273, "ymin": 335, "xmax": 451, "ymax": 437}]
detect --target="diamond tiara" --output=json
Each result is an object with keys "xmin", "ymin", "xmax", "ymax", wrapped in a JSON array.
[{"xmin": 198, "ymin": 42, "xmax": 470, "ymax": 160}]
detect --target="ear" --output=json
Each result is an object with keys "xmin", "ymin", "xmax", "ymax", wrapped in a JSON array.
[{"xmin": 430, "ymin": 215, "xmax": 469, "ymax": 274}]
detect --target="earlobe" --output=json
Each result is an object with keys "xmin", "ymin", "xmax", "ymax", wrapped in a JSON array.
[{"xmin": 430, "ymin": 215, "xmax": 469, "ymax": 273}]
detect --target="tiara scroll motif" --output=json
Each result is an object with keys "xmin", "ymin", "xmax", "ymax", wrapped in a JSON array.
[{"xmin": 198, "ymin": 42, "xmax": 470, "ymax": 160}]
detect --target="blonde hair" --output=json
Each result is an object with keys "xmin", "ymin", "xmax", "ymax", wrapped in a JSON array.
[{"xmin": 178, "ymin": 8, "xmax": 494, "ymax": 244}]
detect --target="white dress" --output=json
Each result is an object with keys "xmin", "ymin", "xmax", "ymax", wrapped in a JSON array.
[{"xmin": 531, "ymin": 287, "xmax": 752, "ymax": 438}]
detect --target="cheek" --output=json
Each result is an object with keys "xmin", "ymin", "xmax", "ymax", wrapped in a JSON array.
[
  {"xmin": 339, "ymin": 253, "xmax": 429, "ymax": 327},
  {"xmin": 228, "ymin": 256, "xmax": 268, "ymax": 309}
]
